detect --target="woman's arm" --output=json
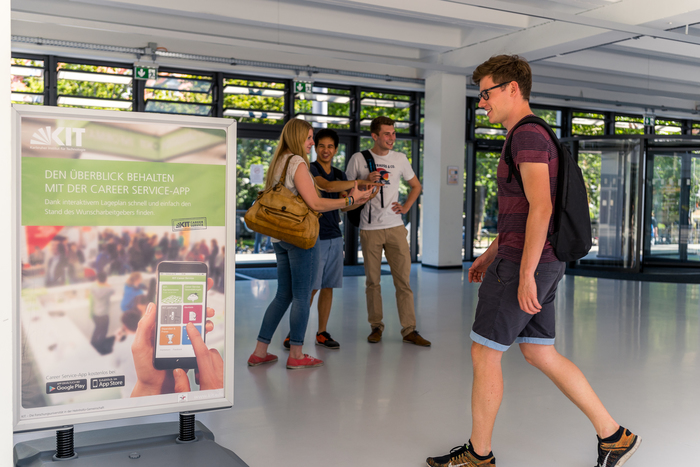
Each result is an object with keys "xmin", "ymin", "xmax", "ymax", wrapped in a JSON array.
[
  {"xmin": 295, "ymin": 163, "xmax": 373, "ymax": 212},
  {"xmin": 295, "ymin": 164, "xmax": 351, "ymax": 212},
  {"xmin": 315, "ymin": 176, "xmax": 380, "ymax": 193}
]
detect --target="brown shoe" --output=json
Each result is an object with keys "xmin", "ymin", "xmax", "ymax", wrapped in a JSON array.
[
  {"xmin": 403, "ymin": 330, "xmax": 431, "ymax": 347},
  {"xmin": 367, "ymin": 327, "xmax": 382, "ymax": 343}
]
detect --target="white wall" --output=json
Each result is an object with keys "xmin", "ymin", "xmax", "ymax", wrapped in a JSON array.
[{"xmin": 421, "ymin": 72, "xmax": 466, "ymax": 268}]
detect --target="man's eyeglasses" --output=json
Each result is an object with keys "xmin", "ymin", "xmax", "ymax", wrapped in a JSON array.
[{"xmin": 477, "ymin": 82, "xmax": 510, "ymax": 101}]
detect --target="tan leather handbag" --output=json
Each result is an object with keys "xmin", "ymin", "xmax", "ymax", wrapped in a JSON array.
[{"xmin": 244, "ymin": 155, "xmax": 320, "ymax": 249}]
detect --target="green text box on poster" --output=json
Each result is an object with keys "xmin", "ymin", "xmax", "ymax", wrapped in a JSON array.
[
  {"xmin": 22, "ymin": 158, "xmax": 225, "ymax": 226},
  {"xmin": 161, "ymin": 285, "xmax": 183, "ymax": 304},
  {"xmin": 183, "ymin": 284, "xmax": 204, "ymax": 303}
]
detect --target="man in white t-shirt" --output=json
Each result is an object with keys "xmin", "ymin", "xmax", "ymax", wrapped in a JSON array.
[{"xmin": 346, "ymin": 116, "xmax": 430, "ymax": 347}]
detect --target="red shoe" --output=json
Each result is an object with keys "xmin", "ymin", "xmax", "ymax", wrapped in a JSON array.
[
  {"xmin": 247, "ymin": 353, "xmax": 278, "ymax": 367},
  {"xmin": 286, "ymin": 354, "xmax": 324, "ymax": 369}
]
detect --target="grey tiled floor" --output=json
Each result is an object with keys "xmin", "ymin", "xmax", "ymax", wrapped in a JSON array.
[
  {"xmin": 16, "ymin": 265, "xmax": 698, "ymax": 466},
  {"xmin": 205, "ymin": 265, "xmax": 698, "ymax": 466}
]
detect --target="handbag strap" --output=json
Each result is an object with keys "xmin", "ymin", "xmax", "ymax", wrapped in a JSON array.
[{"xmin": 276, "ymin": 154, "xmax": 299, "ymax": 188}]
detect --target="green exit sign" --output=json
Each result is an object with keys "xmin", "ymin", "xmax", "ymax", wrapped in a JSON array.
[
  {"xmin": 134, "ymin": 66, "xmax": 158, "ymax": 80},
  {"xmin": 294, "ymin": 81, "xmax": 313, "ymax": 93},
  {"xmin": 644, "ymin": 115, "xmax": 655, "ymax": 126}
]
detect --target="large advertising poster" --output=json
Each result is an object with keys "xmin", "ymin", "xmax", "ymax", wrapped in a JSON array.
[{"xmin": 13, "ymin": 106, "xmax": 236, "ymax": 432}]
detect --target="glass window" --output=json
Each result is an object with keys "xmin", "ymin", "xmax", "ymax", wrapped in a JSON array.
[
  {"xmin": 655, "ymin": 118, "xmax": 683, "ymax": 135},
  {"xmin": 693, "ymin": 123, "xmax": 700, "ymax": 136},
  {"xmin": 11, "ymin": 57, "xmax": 45, "ymax": 105},
  {"xmin": 223, "ymin": 78, "xmax": 285, "ymax": 125},
  {"xmin": 615, "ymin": 115, "xmax": 644, "ymax": 135},
  {"xmin": 295, "ymin": 85, "xmax": 352, "ymax": 130},
  {"xmin": 361, "ymin": 91, "xmax": 413, "ymax": 134},
  {"xmin": 475, "ymin": 103, "xmax": 506, "ymax": 140},
  {"xmin": 572, "ymin": 112, "xmax": 605, "ymax": 136},
  {"xmin": 473, "ymin": 151, "xmax": 500, "ymax": 256},
  {"xmin": 532, "ymin": 108, "xmax": 562, "ymax": 137},
  {"xmin": 57, "ymin": 62, "xmax": 133, "ymax": 111},
  {"xmin": 419, "ymin": 97, "xmax": 425, "ymax": 135},
  {"xmin": 145, "ymin": 71, "xmax": 212, "ymax": 116},
  {"xmin": 236, "ymin": 138, "xmax": 279, "ymax": 261}
]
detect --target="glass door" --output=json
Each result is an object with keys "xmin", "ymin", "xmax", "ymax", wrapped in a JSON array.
[{"xmin": 645, "ymin": 151, "xmax": 700, "ymax": 263}]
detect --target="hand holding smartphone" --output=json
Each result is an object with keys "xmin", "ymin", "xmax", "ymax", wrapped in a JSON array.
[{"xmin": 153, "ymin": 261, "xmax": 208, "ymax": 370}]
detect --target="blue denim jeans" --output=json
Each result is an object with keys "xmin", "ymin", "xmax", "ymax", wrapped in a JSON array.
[{"xmin": 257, "ymin": 240, "xmax": 319, "ymax": 346}]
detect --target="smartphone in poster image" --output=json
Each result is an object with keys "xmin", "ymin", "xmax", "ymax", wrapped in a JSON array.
[{"xmin": 153, "ymin": 261, "xmax": 208, "ymax": 370}]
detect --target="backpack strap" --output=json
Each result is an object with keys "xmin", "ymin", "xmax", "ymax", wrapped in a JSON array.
[
  {"xmin": 361, "ymin": 150, "xmax": 376, "ymax": 172},
  {"xmin": 503, "ymin": 116, "xmax": 560, "ymax": 192},
  {"xmin": 361, "ymin": 150, "xmax": 383, "ymax": 212}
]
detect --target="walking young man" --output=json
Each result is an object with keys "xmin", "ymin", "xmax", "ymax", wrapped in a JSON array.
[
  {"xmin": 283, "ymin": 129, "xmax": 378, "ymax": 350},
  {"xmin": 346, "ymin": 116, "xmax": 430, "ymax": 346},
  {"xmin": 426, "ymin": 55, "xmax": 640, "ymax": 467}
]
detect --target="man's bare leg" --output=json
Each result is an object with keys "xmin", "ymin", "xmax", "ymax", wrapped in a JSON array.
[
  {"xmin": 317, "ymin": 288, "xmax": 333, "ymax": 333},
  {"xmin": 470, "ymin": 342, "xmax": 504, "ymax": 456},
  {"xmin": 519, "ymin": 343, "xmax": 619, "ymax": 438}
]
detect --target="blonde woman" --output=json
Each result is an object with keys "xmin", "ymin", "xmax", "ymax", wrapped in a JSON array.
[{"xmin": 248, "ymin": 118, "xmax": 373, "ymax": 369}]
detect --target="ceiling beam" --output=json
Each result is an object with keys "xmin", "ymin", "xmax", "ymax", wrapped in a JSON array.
[
  {"xmin": 440, "ymin": 1, "xmax": 700, "ymax": 70},
  {"xmin": 301, "ymin": 0, "xmax": 539, "ymax": 29},
  {"xmin": 71, "ymin": 0, "xmax": 462, "ymax": 50},
  {"xmin": 445, "ymin": 0, "xmax": 700, "ymax": 47}
]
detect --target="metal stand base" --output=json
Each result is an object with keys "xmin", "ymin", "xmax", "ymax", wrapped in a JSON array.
[{"xmin": 14, "ymin": 421, "xmax": 249, "ymax": 467}]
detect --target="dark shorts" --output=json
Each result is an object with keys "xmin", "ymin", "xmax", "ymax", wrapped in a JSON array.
[{"xmin": 470, "ymin": 257, "xmax": 565, "ymax": 351}]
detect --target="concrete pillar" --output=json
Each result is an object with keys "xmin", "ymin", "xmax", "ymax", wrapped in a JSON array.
[
  {"xmin": 421, "ymin": 72, "xmax": 466, "ymax": 268},
  {"xmin": 3, "ymin": 0, "xmax": 13, "ymax": 460}
]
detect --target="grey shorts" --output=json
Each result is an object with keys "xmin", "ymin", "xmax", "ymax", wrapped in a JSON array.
[
  {"xmin": 312, "ymin": 237, "xmax": 344, "ymax": 290},
  {"xmin": 470, "ymin": 257, "xmax": 565, "ymax": 352}
]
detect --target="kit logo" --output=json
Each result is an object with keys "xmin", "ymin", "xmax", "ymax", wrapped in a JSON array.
[{"xmin": 30, "ymin": 126, "xmax": 86, "ymax": 147}]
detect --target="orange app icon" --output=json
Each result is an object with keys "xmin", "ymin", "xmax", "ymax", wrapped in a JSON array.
[{"xmin": 159, "ymin": 326, "xmax": 181, "ymax": 345}]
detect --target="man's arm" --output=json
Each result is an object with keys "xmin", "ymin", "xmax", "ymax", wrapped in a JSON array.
[
  {"xmin": 391, "ymin": 176, "xmax": 422, "ymax": 214},
  {"xmin": 468, "ymin": 235, "xmax": 498, "ymax": 283},
  {"xmin": 517, "ymin": 162, "xmax": 553, "ymax": 314}
]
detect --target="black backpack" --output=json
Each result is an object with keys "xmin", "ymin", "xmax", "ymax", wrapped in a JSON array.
[
  {"xmin": 347, "ymin": 150, "xmax": 383, "ymax": 228},
  {"xmin": 504, "ymin": 116, "xmax": 592, "ymax": 262}
]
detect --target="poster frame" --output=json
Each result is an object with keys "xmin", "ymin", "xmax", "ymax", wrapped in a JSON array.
[{"xmin": 12, "ymin": 104, "xmax": 237, "ymax": 433}]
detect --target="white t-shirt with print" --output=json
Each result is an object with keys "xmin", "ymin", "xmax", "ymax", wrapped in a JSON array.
[
  {"xmin": 345, "ymin": 149, "xmax": 415, "ymax": 231},
  {"xmin": 269, "ymin": 154, "xmax": 315, "ymax": 243}
]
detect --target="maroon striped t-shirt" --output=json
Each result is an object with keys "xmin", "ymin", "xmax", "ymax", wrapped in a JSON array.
[{"xmin": 496, "ymin": 116, "xmax": 559, "ymax": 264}]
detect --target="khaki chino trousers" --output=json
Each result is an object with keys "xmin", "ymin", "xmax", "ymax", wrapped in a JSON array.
[{"xmin": 360, "ymin": 225, "xmax": 416, "ymax": 337}]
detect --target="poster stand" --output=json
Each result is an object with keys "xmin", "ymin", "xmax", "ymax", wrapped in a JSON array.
[
  {"xmin": 13, "ymin": 106, "xmax": 242, "ymax": 466},
  {"xmin": 14, "ymin": 414, "xmax": 250, "ymax": 466}
]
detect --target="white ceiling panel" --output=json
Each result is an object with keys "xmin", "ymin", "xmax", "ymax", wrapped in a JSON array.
[{"xmin": 9, "ymin": 0, "xmax": 700, "ymax": 115}]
